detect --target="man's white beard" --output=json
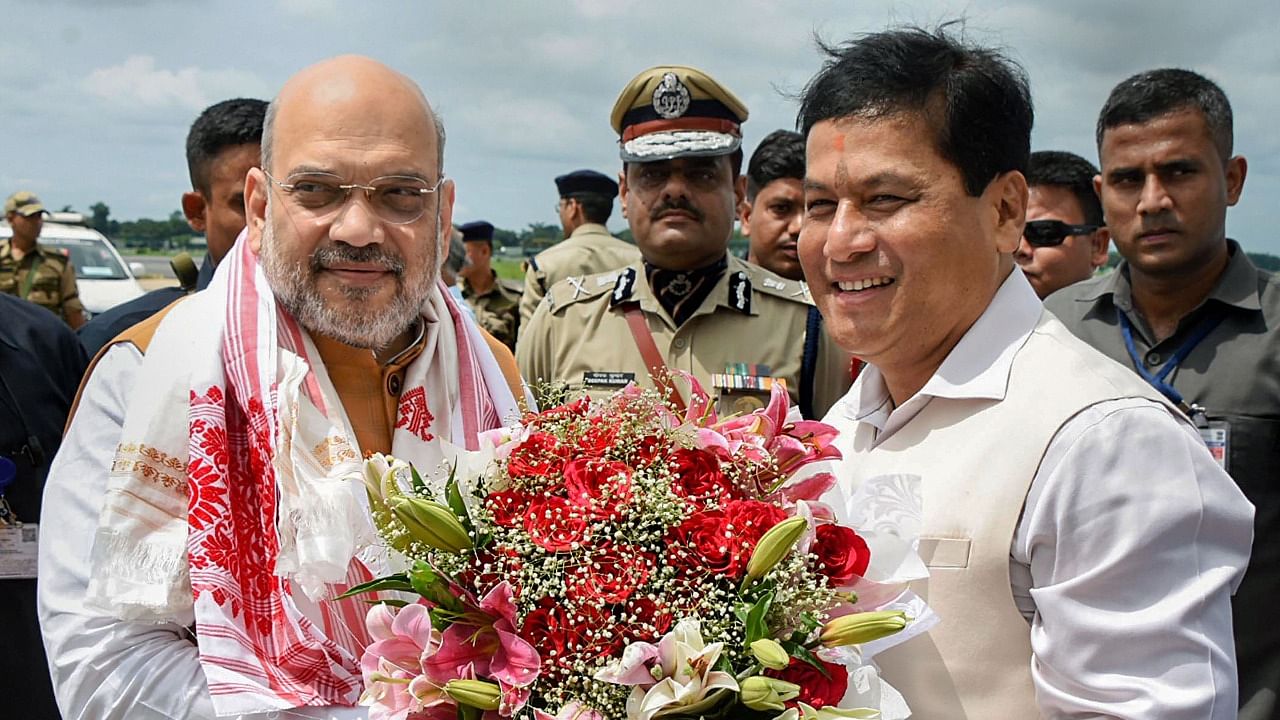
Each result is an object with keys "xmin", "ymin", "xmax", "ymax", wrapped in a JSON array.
[{"xmin": 260, "ymin": 199, "xmax": 438, "ymax": 350}]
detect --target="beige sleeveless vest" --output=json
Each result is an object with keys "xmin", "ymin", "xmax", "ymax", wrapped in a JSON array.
[{"xmin": 845, "ymin": 311, "xmax": 1169, "ymax": 719}]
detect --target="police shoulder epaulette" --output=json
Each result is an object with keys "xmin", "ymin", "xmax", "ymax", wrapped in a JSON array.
[
  {"xmin": 547, "ymin": 268, "xmax": 620, "ymax": 310},
  {"xmin": 525, "ymin": 255, "xmax": 540, "ymax": 273},
  {"xmin": 749, "ymin": 265, "xmax": 815, "ymax": 306}
]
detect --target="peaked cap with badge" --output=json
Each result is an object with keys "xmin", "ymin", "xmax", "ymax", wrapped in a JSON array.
[
  {"xmin": 517, "ymin": 65, "xmax": 851, "ymax": 419},
  {"xmin": 610, "ymin": 65, "xmax": 749, "ymax": 162}
]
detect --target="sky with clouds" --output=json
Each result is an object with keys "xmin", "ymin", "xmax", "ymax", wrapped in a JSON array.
[{"xmin": 3, "ymin": 0, "xmax": 1278, "ymax": 253}]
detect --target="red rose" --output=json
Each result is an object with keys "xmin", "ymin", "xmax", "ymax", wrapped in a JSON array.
[
  {"xmin": 563, "ymin": 458, "xmax": 633, "ymax": 519},
  {"xmin": 488, "ymin": 488, "xmax": 531, "ymax": 528},
  {"xmin": 520, "ymin": 598, "xmax": 570, "ymax": 664},
  {"xmin": 620, "ymin": 595, "xmax": 673, "ymax": 642},
  {"xmin": 722, "ymin": 499, "xmax": 788, "ymax": 546},
  {"xmin": 576, "ymin": 423, "xmax": 619, "ymax": 457},
  {"xmin": 669, "ymin": 448, "xmax": 735, "ymax": 504},
  {"xmin": 812, "ymin": 523, "xmax": 871, "ymax": 586},
  {"xmin": 507, "ymin": 432, "xmax": 566, "ymax": 480},
  {"xmin": 523, "ymin": 495, "xmax": 592, "ymax": 552},
  {"xmin": 767, "ymin": 657, "xmax": 849, "ymax": 709},
  {"xmin": 670, "ymin": 509, "xmax": 742, "ymax": 577},
  {"xmin": 566, "ymin": 542, "xmax": 653, "ymax": 605}
]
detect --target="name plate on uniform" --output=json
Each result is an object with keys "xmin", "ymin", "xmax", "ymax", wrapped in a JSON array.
[
  {"xmin": 0, "ymin": 524, "xmax": 38, "ymax": 579},
  {"xmin": 583, "ymin": 371, "xmax": 636, "ymax": 388}
]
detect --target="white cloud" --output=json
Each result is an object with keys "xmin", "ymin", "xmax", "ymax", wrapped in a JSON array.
[{"xmin": 81, "ymin": 55, "xmax": 267, "ymax": 112}]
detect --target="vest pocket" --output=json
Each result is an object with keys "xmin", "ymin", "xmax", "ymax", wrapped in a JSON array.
[{"xmin": 919, "ymin": 537, "xmax": 971, "ymax": 568}]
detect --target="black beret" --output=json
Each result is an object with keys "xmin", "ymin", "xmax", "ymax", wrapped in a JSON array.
[
  {"xmin": 457, "ymin": 221, "xmax": 495, "ymax": 242},
  {"xmin": 555, "ymin": 170, "xmax": 619, "ymax": 199}
]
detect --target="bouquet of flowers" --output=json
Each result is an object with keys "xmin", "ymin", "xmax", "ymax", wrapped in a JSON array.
[{"xmin": 347, "ymin": 379, "xmax": 923, "ymax": 720}]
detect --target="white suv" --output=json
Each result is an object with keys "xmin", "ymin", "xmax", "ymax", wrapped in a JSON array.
[{"xmin": 1, "ymin": 215, "xmax": 146, "ymax": 318}]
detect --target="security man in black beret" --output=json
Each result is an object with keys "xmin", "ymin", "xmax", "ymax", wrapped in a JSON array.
[
  {"xmin": 518, "ymin": 169, "xmax": 640, "ymax": 326},
  {"xmin": 457, "ymin": 220, "xmax": 522, "ymax": 350},
  {"xmin": 516, "ymin": 65, "xmax": 851, "ymax": 418}
]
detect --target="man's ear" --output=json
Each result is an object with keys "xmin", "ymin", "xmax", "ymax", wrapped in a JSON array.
[
  {"xmin": 990, "ymin": 170, "xmax": 1028, "ymax": 254},
  {"xmin": 1090, "ymin": 227, "xmax": 1111, "ymax": 269},
  {"xmin": 245, "ymin": 167, "xmax": 269, "ymax": 253},
  {"xmin": 734, "ymin": 173, "xmax": 748, "ymax": 211},
  {"xmin": 181, "ymin": 191, "xmax": 208, "ymax": 232},
  {"xmin": 1225, "ymin": 155, "xmax": 1248, "ymax": 206},
  {"xmin": 739, "ymin": 198, "xmax": 755, "ymax": 237},
  {"xmin": 439, "ymin": 178, "xmax": 456, "ymax": 240},
  {"xmin": 617, "ymin": 169, "xmax": 629, "ymax": 215}
]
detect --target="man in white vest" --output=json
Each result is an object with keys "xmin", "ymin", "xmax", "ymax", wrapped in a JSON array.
[{"xmin": 798, "ymin": 27, "xmax": 1255, "ymax": 719}]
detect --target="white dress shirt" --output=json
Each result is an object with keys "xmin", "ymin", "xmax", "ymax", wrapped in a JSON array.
[
  {"xmin": 825, "ymin": 269, "xmax": 1253, "ymax": 719},
  {"xmin": 38, "ymin": 344, "xmax": 369, "ymax": 720}
]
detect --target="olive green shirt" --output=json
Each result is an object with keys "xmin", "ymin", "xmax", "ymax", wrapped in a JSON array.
[
  {"xmin": 516, "ymin": 254, "xmax": 852, "ymax": 419},
  {"xmin": 0, "ymin": 240, "xmax": 84, "ymax": 325},
  {"xmin": 462, "ymin": 271, "xmax": 521, "ymax": 351},
  {"xmin": 519, "ymin": 223, "xmax": 641, "ymax": 326},
  {"xmin": 1045, "ymin": 241, "xmax": 1280, "ymax": 720}
]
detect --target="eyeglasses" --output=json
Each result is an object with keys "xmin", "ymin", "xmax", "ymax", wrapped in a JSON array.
[
  {"xmin": 1022, "ymin": 219, "xmax": 1101, "ymax": 247},
  {"xmin": 264, "ymin": 170, "xmax": 445, "ymax": 225}
]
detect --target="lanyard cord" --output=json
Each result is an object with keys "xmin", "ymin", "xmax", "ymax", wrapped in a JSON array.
[{"xmin": 1117, "ymin": 305, "xmax": 1226, "ymax": 409}]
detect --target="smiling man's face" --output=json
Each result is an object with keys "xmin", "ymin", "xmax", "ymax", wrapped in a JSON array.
[{"xmin": 799, "ymin": 113, "xmax": 1022, "ymax": 397}]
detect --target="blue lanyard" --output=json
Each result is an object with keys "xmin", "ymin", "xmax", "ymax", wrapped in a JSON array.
[{"xmin": 1117, "ymin": 306, "xmax": 1225, "ymax": 408}]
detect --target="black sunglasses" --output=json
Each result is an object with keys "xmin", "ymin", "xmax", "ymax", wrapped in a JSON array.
[{"xmin": 1022, "ymin": 219, "xmax": 1100, "ymax": 247}]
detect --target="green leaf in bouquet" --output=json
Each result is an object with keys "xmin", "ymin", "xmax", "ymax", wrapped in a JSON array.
[
  {"xmin": 740, "ymin": 590, "xmax": 776, "ymax": 646},
  {"xmin": 784, "ymin": 643, "xmax": 831, "ymax": 679},
  {"xmin": 409, "ymin": 464, "xmax": 429, "ymax": 495},
  {"xmin": 456, "ymin": 704, "xmax": 483, "ymax": 720},
  {"xmin": 444, "ymin": 464, "xmax": 475, "ymax": 534},
  {"xmin": 333, "ymin": 573, "xmax": 413, "ymax": 600},
  {"xmin": 364, "ymin": 598, "xmax": 409, "ymax": 608},
  {"xmin": 409, "ymin": 561, "xmax": 465, "ymax": 613}
]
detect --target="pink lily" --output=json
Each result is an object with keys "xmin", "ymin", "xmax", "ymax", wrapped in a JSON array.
[
  {"xmin": 358, "ymin": 603, "xmax": 453, "ymax": 720},
  {"xmin": 424, "ymin": 582, "xmax": 540, "ymax": 716}
]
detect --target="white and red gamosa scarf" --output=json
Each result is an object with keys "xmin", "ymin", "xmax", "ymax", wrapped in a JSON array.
[{"xmin": 85, "ymin": 234, "xmax": 520, "ymax": 715}]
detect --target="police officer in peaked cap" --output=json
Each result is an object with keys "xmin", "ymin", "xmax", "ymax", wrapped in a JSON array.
[
  {"xmin": 516, "ymin": 65, "xmax": 851, "ymax": 418},
  {"xmin": 519, "ymin": 169, "xmax": 640, "ymax": 326}
]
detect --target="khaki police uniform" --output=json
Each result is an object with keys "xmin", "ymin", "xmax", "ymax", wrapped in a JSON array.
[
  {"xmin": 462, "ymin": 272, "xmax": 522, "ymax": 350},
  {"xmin": 517, "ymin": 254, "xmax": 850, "ymax": 418},
  {"xmin": 519, "ymin": 223, "xmax": 640, "ymax": 325},
  {"xmin": 0, "ymin": 240, "xmax": 83, "ymax": 325}
]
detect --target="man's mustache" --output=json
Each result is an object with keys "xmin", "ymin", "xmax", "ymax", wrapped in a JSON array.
[
  {"xmin": 311, "ymin": 243, "xmax": 406, "ymax": 275},
  {"xmin": 651, "ymin": 198, "xmax": 704, "ymax": 222}
]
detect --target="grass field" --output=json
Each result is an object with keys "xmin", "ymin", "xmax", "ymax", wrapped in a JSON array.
[{"xmin": 493, "ymin": 258, "xmax": 526, "ymax": 281}]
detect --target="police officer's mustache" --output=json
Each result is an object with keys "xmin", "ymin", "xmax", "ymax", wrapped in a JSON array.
[
  {"xmin": 311, "ymin": 243, "xmax": 405, "ymax": 276},
  {"xmin": 651, "ymin": 199, "xmax": 703, "ymax": 222}
]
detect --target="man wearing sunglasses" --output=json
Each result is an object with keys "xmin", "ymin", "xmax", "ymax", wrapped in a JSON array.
[
  {"xmin": 1015, "ymin": 150, "xmax": 1109, "ymax": 299},
  {"xmin": 38, "ymin": 56, "xmax": 526, "ymax": 720},
  {"xmin": 1046, "ymin": 69, "xmax": 1278, "ymax": 720}
]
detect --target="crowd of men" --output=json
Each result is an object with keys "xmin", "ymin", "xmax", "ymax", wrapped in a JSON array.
[{"xmin": 0, "ymin": 23, "xmax": 1275, "ymax": 720}]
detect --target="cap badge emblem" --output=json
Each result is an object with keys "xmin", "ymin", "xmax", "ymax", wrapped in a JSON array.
[{"xmin": 652, "ymin": 72, "xmax": 691, "ymax": 119}]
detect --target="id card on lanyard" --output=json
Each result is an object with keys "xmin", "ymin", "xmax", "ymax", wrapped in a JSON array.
[
  {"xmin": 0, "ymin": 456, "xmax": 38, "ymax": 579},
  {"xmin": 1117, "ymin": 307, "xmax": 1230, "ymax": 471}
]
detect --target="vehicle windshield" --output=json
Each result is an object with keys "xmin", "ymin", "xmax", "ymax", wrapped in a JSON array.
[{"xmin": 41, "ymin": 238, "xmax": 129, "ymax": 280}]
